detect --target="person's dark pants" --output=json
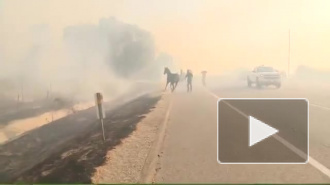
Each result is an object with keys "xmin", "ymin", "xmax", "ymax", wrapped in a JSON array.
[{"xmin": 187, "ymin": 80, "xmax": 192, "ymax": 92}]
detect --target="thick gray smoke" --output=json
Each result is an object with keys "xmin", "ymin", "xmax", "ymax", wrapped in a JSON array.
[
  {"xmin": 294, "ymin": 65, "xmax": 330, "ymax": 82},
  {"xmin": 129, "ymin": 52, "xmax": 176, "ymax": 81},
  {"xmin": 287, "ymin": 65, "xmax": 330, "ymax": 88},
  {"xmin": 0, "ymin": 17, "xmax": 170, "ymax": 102},
  {"xmin": 63, "ymin": 17, "xmax": 156, "ymax": 78}
]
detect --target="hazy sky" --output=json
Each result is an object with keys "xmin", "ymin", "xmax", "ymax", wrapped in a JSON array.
[{"xmin": 1, "ymin": 0, "xmax": 330, "ymax": 74}]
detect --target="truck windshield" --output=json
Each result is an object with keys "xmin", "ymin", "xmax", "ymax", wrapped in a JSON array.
[{"xmin": 257, "ymin": 67, "xmax": 274, "ymax": 72}]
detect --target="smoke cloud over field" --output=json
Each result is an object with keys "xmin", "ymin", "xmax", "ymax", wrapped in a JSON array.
[
  {"xmin": 63, "ymin": 17, "xmax": 156, "ymax": 78},
  {"xmin": 287, "ymin": 65, "xmax": 330, "ymax": 89},
  {"xmin": 294, "ymin": 65, "xmax": 330, "ymax": 82},
  {"xmin": 0, "ymin": 17, "xmax": 170, "ymax": 102},
  {"xmin": 203, "ymin": 65, "xmax": 330, "ymax": 90}
]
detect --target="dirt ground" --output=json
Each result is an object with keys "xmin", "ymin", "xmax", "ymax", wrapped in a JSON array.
[
  {"xmin": 0, "ymin": 101, "xmax": 94, "ymax": 144},
  {"xmin": 0, "ymin": 98, "xmax": 74, "ymax": 128},
  {"xmin": 0, "ymin": 91, "xmax": 161, "ymax": 183}
]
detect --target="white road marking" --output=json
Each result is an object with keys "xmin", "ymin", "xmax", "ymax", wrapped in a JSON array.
[
  {"xmin": 310, "ymin": 103, "xmax": 330, "ymax": 111},
  {"xmin": 207, "ymin": 90, "xmax": 330, "ymax": 179}
]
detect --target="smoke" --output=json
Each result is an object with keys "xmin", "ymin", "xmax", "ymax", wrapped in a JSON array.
[
  {"xmin": 0, "ymin": 17, "xmax": 168, "ymax": 102},
  {"xmin": 286, "ymin": 65, "xmax": 330, "ymax": 89},
  {"xmin": 205, "ymin": 65, "xmax": 330, "ymax": 90},
  {"xmin": 294, "ymin": 65, "xmax": 330, "ymax": 81},
  {"xmin": 63, "ymin": 17, "xmax": 157, "ymax": 78}
]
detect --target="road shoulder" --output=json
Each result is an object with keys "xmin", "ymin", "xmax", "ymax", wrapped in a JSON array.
[{"xmin": 92, "ymin": 92, "xmax": 171, "ymax": 183}]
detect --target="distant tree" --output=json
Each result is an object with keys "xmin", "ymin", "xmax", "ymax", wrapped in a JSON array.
[{"xmin": 63, "ymin": 17, "xmax": 156, "ymax": 78}]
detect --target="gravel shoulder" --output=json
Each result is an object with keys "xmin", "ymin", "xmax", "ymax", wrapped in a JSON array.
[{"xmin": 92, "ymin": 92, "xmax": 171, "ymax": 183}]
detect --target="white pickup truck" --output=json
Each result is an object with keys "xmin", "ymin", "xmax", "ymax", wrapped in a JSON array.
[{"xmin": 247, "ymin": 66, "xmax": 281, "ymax": 88}]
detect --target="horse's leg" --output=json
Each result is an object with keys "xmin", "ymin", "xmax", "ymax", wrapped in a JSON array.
[
  {"xmin": 165, "ymin": 81, "xmax": 169, "ymax": 90},
  {"xmin": 174, "ymin": 81, "xmax": 178, "ymax": 91},
  {"xmin": 172, "ymin": 82, "xmax": 176, "ymax": 92}
]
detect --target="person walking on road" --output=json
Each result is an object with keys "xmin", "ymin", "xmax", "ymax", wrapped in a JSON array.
[
  {"xmin": 201, "ymin": 70, "xmax": 207, "ymax": 87},
  {"xmin": 186, "ymin": 69, "xmax": 193, "ymax": 92}
]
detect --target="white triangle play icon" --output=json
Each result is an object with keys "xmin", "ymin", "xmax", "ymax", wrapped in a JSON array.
[{"xmin": 249, "ymin": 116, "xmax": 279, "ymax": 147}]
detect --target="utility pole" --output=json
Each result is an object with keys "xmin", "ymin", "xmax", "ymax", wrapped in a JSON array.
[{"xmin": 288, "ymin": 29, "xmax": 291, "ymax": 77}]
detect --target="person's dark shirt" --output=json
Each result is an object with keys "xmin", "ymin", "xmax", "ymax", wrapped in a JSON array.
[{"xmin": 186, "ymin": 72, "xmax": 193, "ymax": 82}]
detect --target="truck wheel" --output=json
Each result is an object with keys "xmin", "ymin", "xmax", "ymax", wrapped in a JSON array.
[{"xmin": 247, "ymin": 78, "xmax": 252, "ymax": 87}]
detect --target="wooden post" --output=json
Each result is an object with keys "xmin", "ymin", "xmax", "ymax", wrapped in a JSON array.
[
  {"xmin": 100, "ymin": 118, "xmax": 105, "ymax": 141},
  {"xmin": 95, "ymin": 92, "xmax": 106, "ymax": 142}
]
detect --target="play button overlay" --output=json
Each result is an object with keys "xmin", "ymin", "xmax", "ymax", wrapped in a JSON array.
[
  {"xmin": 249, "ymin": 116, "xmax": 278, "ymax": 147},
  {"xmin": 217, "ymin": 98, "xmax": 308, "ymax": 164}
]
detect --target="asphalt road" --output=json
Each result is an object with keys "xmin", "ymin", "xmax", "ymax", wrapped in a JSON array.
[
  {"xmin": 218, "ymin": 99, "xmax": 308, "ymax": 163},
  {"xmin": 154, "ymin": 81, "xmax": 330, "ymax": 183}
]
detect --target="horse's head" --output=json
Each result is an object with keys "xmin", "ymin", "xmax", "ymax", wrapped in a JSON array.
[{"xmin": 164, "ymin": 67, "xmax": 169, "ymax": 75}]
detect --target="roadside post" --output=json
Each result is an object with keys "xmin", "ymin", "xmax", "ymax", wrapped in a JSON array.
[
  {"xmin": 17, "ymin": 93, "xmax": 20, "ymax": 110},
  {"xmin": 95, "ymin": 92, "xmax": 106, "ymax": 141}
]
